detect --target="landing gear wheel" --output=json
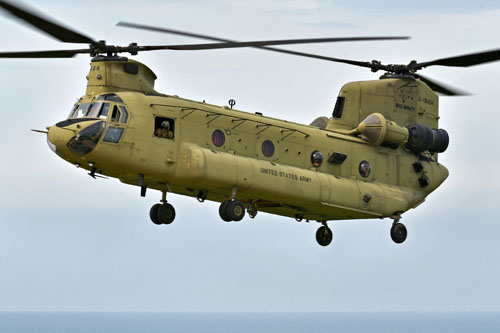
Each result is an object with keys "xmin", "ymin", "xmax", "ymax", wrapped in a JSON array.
[
  {"xmin": 219, "ymin": 201, "xmax": 232, "ymax": 222},
  {"xmin": 316, "ymin": 225, "xmax": 333, "ymax": 246},
  {"xmin": 227, "ymin": 200, "xmax": 245, "ymax": 221},
  {"xmin": 149, "ymin": 203, "xmax": 162, "ymax": 225},
  {"xmin": 158, "ymin": 203, "xmax": 176, "ymax": 224},
  {"xmin": 390, "ymin": 222, "xmax": 407, "ymax": 244}
]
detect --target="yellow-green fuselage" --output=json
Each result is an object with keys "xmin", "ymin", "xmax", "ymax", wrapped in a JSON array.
[{"xmin": 47, "ymin": 57, "xmax": 449, "ymax": 222}]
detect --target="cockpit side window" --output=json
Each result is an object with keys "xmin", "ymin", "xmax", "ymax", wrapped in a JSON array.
[
  {"xmin": 103, "ymin": 127, "xmax": 124, "ymax": 143},
  {"xmin": 154, "ymin": 117, "xmax": 175, "ymax": 140},
  {"xmin": 119, "ymin": 106, "xmax": 129, "ymax": 124},
  {"xmin": 98, "ymin": 103, "xmax": 111, "ymax": 119},
  {"xmin": 111, "ymin": 105, "xmax": 121, "ymax": 122}
]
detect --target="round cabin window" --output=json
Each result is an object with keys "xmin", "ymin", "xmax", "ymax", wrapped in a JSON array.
[
  {"xmin": 359, "ymin": 160, "xmax": 372, "ymax": 178},
  {"xmin": 311, "ymin": 151, "xmax": 324, "ymax": 168},
  {"xmin": 262, "ymin": 140, "xmax": 275, "ymax": 157},
  {"xmin": 212, "ymin": 129, "xmax": 225, "ymax": 147}
]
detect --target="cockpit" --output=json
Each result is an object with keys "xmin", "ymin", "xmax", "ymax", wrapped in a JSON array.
[{"xmin": 63, "ymin": 93, "xmax": 130, "ymax": 155}]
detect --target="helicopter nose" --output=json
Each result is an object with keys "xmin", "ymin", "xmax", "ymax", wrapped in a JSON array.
[
  {"xmin": 47, "ymin": 119, "xmax": 106, "ymax": 157},
  {"xmin": 46, "ymin": 124, "xmax": 75, "ymax": 156}
]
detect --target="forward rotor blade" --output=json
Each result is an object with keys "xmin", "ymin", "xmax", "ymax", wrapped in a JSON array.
[
  {"xmin": 418, "ymin": 48, "xmax": 500, "ymax": 68},
  {"xmin": 0, "ymin": 0, "xmax": 97, "ymax": 45},
  {"xmin": 141, "ymin": 40, "xmax": 376, "ymax": 67},
  {"xmin": 139, "ymin": 36, "xmax": 409, "ymax": 51},
  {"xmin": 117, "ymin": 22, "xmax": 232, "ymax": 43},
  {"xmin": 118, "ymin": 21, "xmax": 408, "ymax": 58},
  {"xmin": 0, "ymin": 49, "xmax": 89, "ymax": 58},
  {"xmin": 416, "ymin": 74, "xmax": 469, "ymax": 96}
]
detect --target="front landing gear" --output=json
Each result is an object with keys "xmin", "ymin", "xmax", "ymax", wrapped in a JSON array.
[
  {"xmin": 150, "ymin": 203, "xmax": 176, "ymax": 225},
  {"xmin": 316, "ymin": 223, "xmax": 333, "ymax": 246},
  {"xmin": 149, "ymin": 190, "xmax": 176, "ymax": 225},
  {"xmin": 390, "ymin": 221, "xmax": 407, "ymax": 244}
]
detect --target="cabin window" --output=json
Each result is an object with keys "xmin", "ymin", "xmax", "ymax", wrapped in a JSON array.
[
  {"xmin": 262, "ymin": 140, "xmax": 275, "ymax": 157},
  {"xmin": 359, "ymin": 160, "xmax": 372, "ymax": 178},
  {"xmin": 311, "ymin": 150, "xmax": 324, "ymax": 167},
  {"xmin": 103, "ymin": 127, "xmax": 124, "ymax": 143},
  {"xmin": 212, "ymin": 130, "xmax": 225, "ymax": 147},
  {"xmin": 119, "ymin": 106, "xmax": 129, "ymax": 123},
  {"xmin": 154, "ymin": 117, "xmax": 175, "ymax": 139}
]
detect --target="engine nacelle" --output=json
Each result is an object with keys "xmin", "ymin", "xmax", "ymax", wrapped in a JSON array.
[
  {"xmin": 350, "ymin": 113, "xmax": 449, "ymax": 154},
  {"xmin": 350, "ymin": 113, "xmax": 409, "ymax": 146}
]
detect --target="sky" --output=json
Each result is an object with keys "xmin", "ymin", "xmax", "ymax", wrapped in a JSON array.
[{"xmin": 0, "ymin": 0, "xmax": 499, "ymax": 312}]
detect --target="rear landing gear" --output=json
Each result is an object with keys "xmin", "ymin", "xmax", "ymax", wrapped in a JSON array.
[
  {"xmin": 219, "ymin": 199, "xmax": 245, "ymax": 222},
  {"xmin": 316, "ymin": 223, "xmax": 333, "ymax": 246},
  {"xmin": 390, "ymin": 222, "xmax": 407, "ymax": 244}
]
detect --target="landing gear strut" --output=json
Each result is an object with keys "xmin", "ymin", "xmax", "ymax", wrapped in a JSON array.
[
  {"xmin": 247, "ymin": 200, "xmax": 257, "ymax": 219},
  {"xmin": 219, "ymin": 199, "xmax": 245, "ymax": 222},
  {"xmin": 316, "ymin": 223, "xmax": 333, "ymax": 246},
  {"xmin": 390, "ymin": 221, "xmax": 407, "ymax": 244},
  {"xmin": 149, "ymin": 190, "xmax": 176, "ymax": 225}
]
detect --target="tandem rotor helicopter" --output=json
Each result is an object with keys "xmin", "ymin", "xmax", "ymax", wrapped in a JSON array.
[{"xmin": 2, "ymin": 1, "xmax": 499, "ymax": 247}]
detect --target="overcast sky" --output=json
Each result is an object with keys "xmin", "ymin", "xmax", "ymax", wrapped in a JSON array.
[{"xmin": 0, "ymin": 0, "xmax": 499, "ymax": 312}]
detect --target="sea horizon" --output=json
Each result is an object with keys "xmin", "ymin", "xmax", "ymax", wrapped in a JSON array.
[{"xmin": 0, "ymin": 311, "xmax": 499, "ymax": 333}]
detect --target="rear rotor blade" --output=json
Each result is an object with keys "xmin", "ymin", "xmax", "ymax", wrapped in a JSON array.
[
  {"xmin": 416, "ymin": 74, "xmax": 469, "ymax": 96},
  {"xmin": 0, "ymin": 49, "xmax": 89, "ymax": 58},
  {"xmin": 417, "ymin": 48, "xmax": 500, "ymax": 69},
  {"xmin": 0, "ymin": 0, "xmax": 97, "ymax": 45}
]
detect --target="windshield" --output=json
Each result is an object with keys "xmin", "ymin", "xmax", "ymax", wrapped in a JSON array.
[
  {"xmin": 67, "ymin": 103, "xmax": 78, "ymax": 118},
  {"xmin": 85, "ymin": 102, "xmax": 112, "ymax": 119},
  {"xmin": 66, "ymin": 97, "xmax": 128, "ymax": 123},
  {"xmin": 67, "ymin": 103, "xmax": 90, "ymax": 119}
]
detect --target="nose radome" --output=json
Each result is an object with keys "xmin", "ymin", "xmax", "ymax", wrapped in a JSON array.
[{"xmin": 46, "ymin": 125, "xmax": 75, "ymax": 156}]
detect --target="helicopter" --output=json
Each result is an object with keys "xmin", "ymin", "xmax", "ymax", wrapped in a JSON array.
[{"xmin": 2, "ymin": 1, "xmax": 499, "ymax": 247}]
